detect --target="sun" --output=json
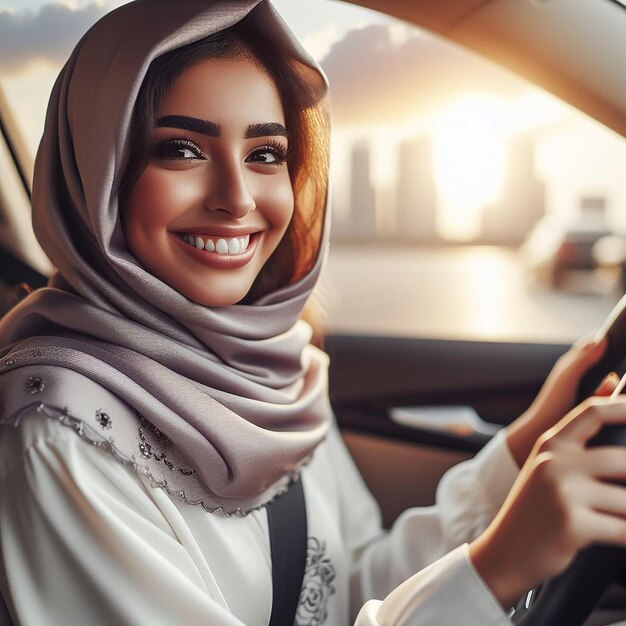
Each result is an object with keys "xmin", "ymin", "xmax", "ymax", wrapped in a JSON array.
[{"xmin": 433, "ymin": 94, "xmax": 509, "ymax": 240}]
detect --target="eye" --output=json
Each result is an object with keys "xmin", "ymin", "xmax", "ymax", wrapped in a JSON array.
[
  {"xmin": 246, "ymin": 141, "xmax": 289, "ymax": 166},
  {"xmin": 152, "ymin": 139, "xmax": 205, "ymax": 161}
]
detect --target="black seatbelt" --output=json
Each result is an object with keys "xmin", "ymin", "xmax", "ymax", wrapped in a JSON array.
[{"xmin": 267, "ymin": 478, "xmax": 307, "ymax": 626}]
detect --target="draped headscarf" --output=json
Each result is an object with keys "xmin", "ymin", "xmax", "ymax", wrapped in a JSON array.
[{"xmin": 0, "ymin": 0, "xmax": 332, "ymax": 516}]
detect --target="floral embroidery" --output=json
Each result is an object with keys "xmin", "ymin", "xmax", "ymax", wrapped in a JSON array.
[
  {"xmin": 296, "ymin": 537, "xmax": 336, "ymax": 626},
  {"xmin": 25, "ymin": 376, "xmax": 45, "ymax": 394},
  {"xmin": 95, "ymin": 409, "xmax": 113, "ymax": 429}
]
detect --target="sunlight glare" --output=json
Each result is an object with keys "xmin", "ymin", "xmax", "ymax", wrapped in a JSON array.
[
  {"xmin": 433, "ymin": 95, "xmax": 508, "ymax": 240},
  {"xmin": 510, "ymin": 91, "xmax": 569, "ymax": 133}
]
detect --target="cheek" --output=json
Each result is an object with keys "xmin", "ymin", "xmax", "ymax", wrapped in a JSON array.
[
  {"xmin": 126, "ymin": 166, "xmax": 200, "ymax": 232},
  {"xmin": 258, "ymin": 172, "xmax": 295, "ymax": 233}
]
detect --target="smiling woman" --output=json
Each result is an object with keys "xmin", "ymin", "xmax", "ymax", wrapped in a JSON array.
[
  {"xmin": 5, "ymin": 2, "xmax": 626, "ymax": 626},
  {"xmin": 119, "ymin": 21, "xmax": 328, "ymax": 306},
  {"xmin": 122, "ymin": 54, "xmax": 295, "ymax": 306}
]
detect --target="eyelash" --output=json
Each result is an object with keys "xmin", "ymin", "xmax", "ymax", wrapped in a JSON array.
[
  {"xmin": 152, "ymin": 139, "xmax": 204, "ymax": 160},
  {"xmin": 152, "ymin": 138, "xmax": 289, "ymax": 165},
  {"xmin": 248, "ymin": 140, "xmax": 290, "ymax": 165}
]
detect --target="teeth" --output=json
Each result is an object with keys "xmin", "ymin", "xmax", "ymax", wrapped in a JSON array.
[{"xmin": 179, "ymin": 233, "xmax": 253, "ymax": 254}]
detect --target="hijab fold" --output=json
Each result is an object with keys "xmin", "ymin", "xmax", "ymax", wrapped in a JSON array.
[{"xmin": 0, "ymin": 0, "xmax": 331, "ymax": 515}]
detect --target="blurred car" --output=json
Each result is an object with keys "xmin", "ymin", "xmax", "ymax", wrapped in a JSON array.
[
  {"xmin": 593, "ymin": 233, "xmax": 626, "ymax": 292},
  {"xmin": 521, "ymin": 196, "xmax": 614, "ymax": 289}
]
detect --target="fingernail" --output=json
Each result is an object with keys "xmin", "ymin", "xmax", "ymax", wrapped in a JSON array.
[{"xmin": 592, "ymin": 329, "xmax": 606, "ymax": 345}]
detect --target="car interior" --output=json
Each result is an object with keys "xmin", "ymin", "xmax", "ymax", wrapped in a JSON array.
[{"xmin": 1, "ymin": 0, "xmax": 626, "ymax": 624}]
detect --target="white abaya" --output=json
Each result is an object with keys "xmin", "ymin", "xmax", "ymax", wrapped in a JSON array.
[{"xmin": 0, "ymin": 406, "xmax": 519, "ymax": 625}]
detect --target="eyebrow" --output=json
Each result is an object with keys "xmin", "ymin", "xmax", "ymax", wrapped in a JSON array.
[
  {"xmin": 245, "ymin": 122, "xmax": 288, "ymax": 139},
  {"xmin": 155, "ymin": 116, "xmax": 288, "ymax": 139},
  {"xmin": 156, "ymin": 115, "xmax": 219, "ymax": 136}
]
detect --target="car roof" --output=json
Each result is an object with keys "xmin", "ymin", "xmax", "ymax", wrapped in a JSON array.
[{"xmin": 342, "ymin": 0, "xmax": 626, "ymax": 138}]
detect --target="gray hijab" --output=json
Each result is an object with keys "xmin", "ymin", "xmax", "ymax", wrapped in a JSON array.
[{"xmin": 0, "ymin": 0, "xmax": 331, "ymax": 516}]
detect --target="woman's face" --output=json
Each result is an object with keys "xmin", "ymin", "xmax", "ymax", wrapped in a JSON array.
[{"xmin": 123, "ymin": 55, "xmax": 294, "ymax": 306}]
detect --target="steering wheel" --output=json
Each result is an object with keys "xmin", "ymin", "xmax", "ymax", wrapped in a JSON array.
[{"xmin": 512, "ymin": 294, "xmax": 626, "ymax": 625}]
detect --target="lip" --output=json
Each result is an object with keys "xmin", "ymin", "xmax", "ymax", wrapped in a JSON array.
[{"xmin": 171, "ymin": 231, "xmax": 260, "ymax": 269}]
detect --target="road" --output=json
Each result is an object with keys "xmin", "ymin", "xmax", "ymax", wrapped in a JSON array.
[{"xmin": 317, "ymin": 244, "xmax": 622, "ymax": 344}]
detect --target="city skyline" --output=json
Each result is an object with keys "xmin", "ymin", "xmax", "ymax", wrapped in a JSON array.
[{"xmin": 332, "ymin": 133, "xmax": 550, "ymax": 246}]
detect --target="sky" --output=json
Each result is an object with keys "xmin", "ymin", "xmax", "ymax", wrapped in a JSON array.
[
  {"xmin": 2, "ymin": 0, "xmax": 626, "ymax": 239},
  {"xmin": 0, "ymin": 0, "xmax": 384, "ymax": 72},
  {"xmin": 0, "ymin": 0, "xmax": 390, "ymax": 147}
]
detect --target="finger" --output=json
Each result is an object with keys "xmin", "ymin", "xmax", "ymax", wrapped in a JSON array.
[
  {"xmin": 577, "ymin": 447, "xmax": 626, "ymax": 480},
  {"xmin": 558, "ymin": 336, "xmax": 608, "ymax": 379},
  {"xmin": 584, "ymin": 508, "xmax": 626, "ymax": 548},
  {"xmin": 594, "ymin": 372, "xmax": 621, "ymax": 397},
  {"xmin": 575, "ymin": 336, "xmax": 607, "ymax": 369},
  {"xmin": 573, "ymin": 331, "xmax": 600, "ymax": 350},
  {"xmin": 584, "ymin": 480, "xmax": 626, "ymax": 518},
  {"xmin": 549, "ymin": 398, "xmax": 626, "ymax": 445}
]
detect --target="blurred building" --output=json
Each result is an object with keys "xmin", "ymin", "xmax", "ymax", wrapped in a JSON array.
[
  {"xmin": 481, "ymin": 134, "xmax": 546, "ymax": 246},
  {"xmin": 333, "ymin": 142, "xmax": 377, "ymax": 240},
  {"xmin": 395, "ymin": 137, "xmax": 439, "ymax": 243},
  {"xmin": 344, "ymin": 141, "xmax": 378, "ymax": 240}
]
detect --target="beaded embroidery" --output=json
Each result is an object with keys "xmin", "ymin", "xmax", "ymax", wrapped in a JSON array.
[
  {"xmin": 137, "ymin": 420, "xmax": 196, "ymax": 476},
  {"xmin": 27, "ymin": 403, "xmax": 309, "ymax": 518},
  {"xmin": 138, "ymin": 414, "xmax": 170, "ymax": 445}
]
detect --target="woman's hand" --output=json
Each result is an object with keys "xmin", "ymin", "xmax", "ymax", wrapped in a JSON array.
[
  {"xmin": 506, "ymin": 335, "xmax": 618, "ymax": 468},
  {"xmin": 470, "ymin": 396, "xmax": 626, "ymax": 609}
]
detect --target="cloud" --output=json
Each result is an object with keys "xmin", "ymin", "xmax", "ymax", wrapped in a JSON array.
[
  {"xmin": 320, "ymin": 24, "xmax": 530, "ymax": 126},
  {"xmin": 302, "ymin": 23, "xmax": 341, "ymax": 63},
  {"xmin": 0, "ymin": 2, "xmax": 106, "ymax": 75}
]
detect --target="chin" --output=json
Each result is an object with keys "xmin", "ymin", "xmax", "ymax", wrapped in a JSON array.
[{"xmin": 177, "ymin": 281, "xmax": 252, "ymax": 307}]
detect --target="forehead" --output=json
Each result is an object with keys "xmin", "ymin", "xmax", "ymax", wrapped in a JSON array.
[{"xmin": 156, "ymin": 55, "xmax": 285, "ymax": 126}]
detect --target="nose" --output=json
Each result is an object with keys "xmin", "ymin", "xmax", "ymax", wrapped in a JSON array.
[{"xmin": 204, "ymin": 159, "xmax": 256, "ymax": 218}]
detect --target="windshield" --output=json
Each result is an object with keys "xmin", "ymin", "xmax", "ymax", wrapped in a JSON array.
[{"xmin": 1, "ymin": 0, "xmax": 625, "ymax": 343}]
